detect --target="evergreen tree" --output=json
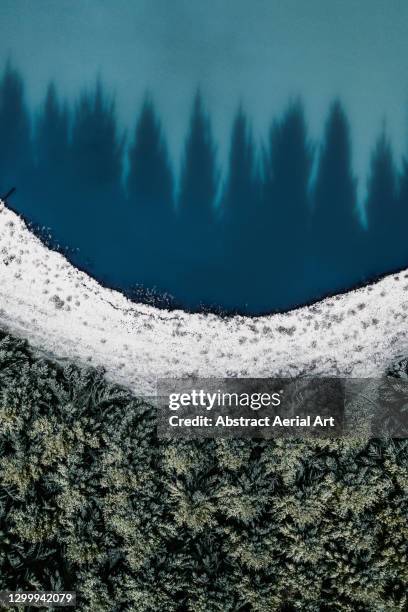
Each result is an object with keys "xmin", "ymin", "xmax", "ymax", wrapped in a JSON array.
[
  {"xmin": 178, "ymin": 91, "xmax": 218, "ymax": 225},
  {"xmin": 221, "ymin": 107, "xmax": 260, "ymax": 306},
  {"xmin": 313, "ymin": 100, "xmax": 362, "ymax": 292},
  {"xmin": 127, "ymin": 98, "xmax": 174, "ymax": 290},
  {"xmin": 0, "ymin": 62, "xmax": 33, "ymax": 205},
  {"xmin": 37, "ymin": 83, "xmax": 69, "ymax": 176},
  {"xmin": 262, "ymin": 100, "xmax": 313, "ymax": 307},
  {"xmin": 223, "ymin": 107, "xmax": 257, "ymax": 227},
  {"xmin": 397, "ymin": 149, "xmax": 408, "ymax": 268},
  {"xmin": 176, "ymin": 91, "xmax": 219, "ymax": 306},
  {"xmin": 70, "ymin": 79, "xmax": 123, "ymax": 198},
  {"xmin": 68, "ymin": 80, "xmax": 125, "ymax": 269},
  {"xmin": 365, "ymin": 130, "xmax": 399, "ymax": 274},
  {"xmin": 35, "ymin": 82, "xmax": 70, "ymax": 229},
  {"xmin": 127, "ymin": 97, "xmax": 173, "ymax": 215}
]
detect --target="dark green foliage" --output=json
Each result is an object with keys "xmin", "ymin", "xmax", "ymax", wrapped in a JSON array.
[{"xmin": 0, "ymin": 330, "xmax": 407, "ymax": 611}]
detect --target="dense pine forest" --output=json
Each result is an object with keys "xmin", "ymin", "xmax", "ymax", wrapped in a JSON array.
[
  {"xmin": 1, "ymin": 62, "xmax": 407, "ymax": 313},
  {"xmin": 1, "ymin": 328, "xmax": 407, "ymax": 610}
]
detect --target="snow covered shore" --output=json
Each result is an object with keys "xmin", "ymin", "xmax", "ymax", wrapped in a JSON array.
[{"xmin": 0, "ymin": 199, "xmax": 407, "ymax": 396}]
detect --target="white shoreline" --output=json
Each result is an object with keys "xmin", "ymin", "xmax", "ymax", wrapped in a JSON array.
[{"xmin": 0, "ymin": 200, "xmax": 407, "ymax": 395}]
